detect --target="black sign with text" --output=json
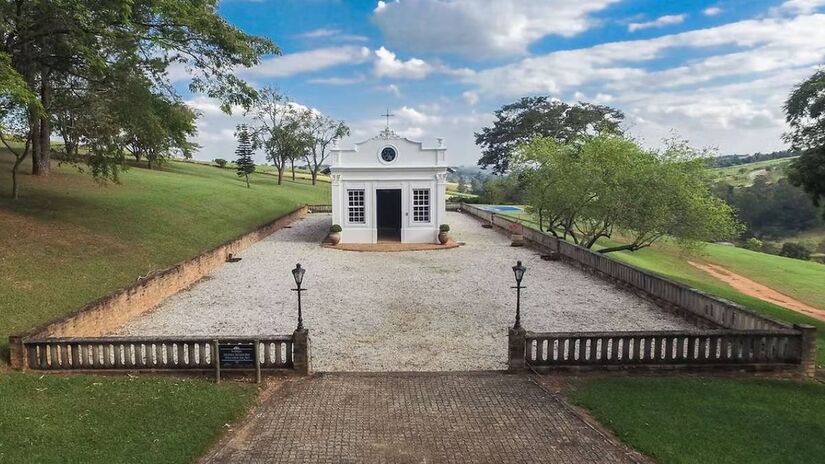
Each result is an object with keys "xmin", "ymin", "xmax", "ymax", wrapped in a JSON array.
[{"xmin": 218, "ymin": 342, "xmax": 256, "ymax": 367}]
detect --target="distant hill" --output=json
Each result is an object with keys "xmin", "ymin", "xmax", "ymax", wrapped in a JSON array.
[{"xmin": 711, "ymin": 150, "xmax": 797, "ymax": 168}]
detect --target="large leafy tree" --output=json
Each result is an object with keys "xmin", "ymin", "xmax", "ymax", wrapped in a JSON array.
[
  {"xmin": 1, "ymin": 0, "xmax": 276, "ymax": 179},
  {"xmin": 475, "ymin": 97, "xmax": 624, "ymax": 174},
  {"xmin": 785, "ymin": 69, "xmax": 825, "ymax": 212},
  {"xmin": 514, "ymin": 134, "xmax": 741, "ymax": 253},
  {"xmin": 248, "ymin": 88, "xmax": 312, "ymax": 185},
  {"xmin": 305, "ymin": 113, "xmax": 349, "ymax": 185}
]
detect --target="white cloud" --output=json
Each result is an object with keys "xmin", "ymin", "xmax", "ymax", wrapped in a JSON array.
[
  {"xmin": 462, "ymin": 91, "xmax": 479, "ymax": 105},
  {"xmin": 372, "ymin": 47, "xmax": 473, "ymax": 80},
  {"xmin": 373, "ymin": 47, "xmax": 432, "ymax": 79},
  {"xmin": 703, "ymin": 6, "xmax": 722, "ymax": 16},
  {"xmin": 297, "ymin": 27, "xmax": 368, "ymax": 42},
  {"xmin": 372, "ymin": 0, "xmax": 619, "ymax": 57},
  {"xmin": 242, "ymin": 46, "xmax": 371, "ymax": 78},
  {"xmin": 377, "ymin": 83, "xmax": 402, "ymax": 97},
  {"xmin": 775, "ymin": 0, "xmax": 825, "ymax": 14},
  {"xmin": 308, "ymin": 75, "xmax": 366, "ymax": 85},
  {"xmin": 628, "ymin": 14, "xmax": 686, "ymax": 32},
  {"xmin": 466, "ymin": 13, "xmax": 825, "ymax": 155}
]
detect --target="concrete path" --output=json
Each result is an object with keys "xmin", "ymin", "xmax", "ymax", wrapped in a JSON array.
[{"xmin": 201, "ymin": 372, "xmax": 644, "ymax": 464}]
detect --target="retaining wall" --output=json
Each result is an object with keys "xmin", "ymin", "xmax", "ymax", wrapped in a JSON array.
[{"xmin": 9, "ymin": 206, "xmax": 308, "ymax": 369}]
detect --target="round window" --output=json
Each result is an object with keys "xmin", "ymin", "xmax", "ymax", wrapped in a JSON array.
[{"xmin": 380, "ymin": 146, "xmax": 397, "ymax": 162}]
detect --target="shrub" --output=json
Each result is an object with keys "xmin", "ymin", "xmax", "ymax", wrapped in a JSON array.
[
  {"xmin": 439, "ymin": 224, "xmax": 450, "ymax": 232},
  {"xmin": 330, "ymin": 224, "xmax": 342, "ymax": 233},
  {"xmin": 779, "ymin": 242, "xmax": 811, "ymax": 260},
  {"xmin": 743, "ymin": 237, "xmax": 763, "ymax": 251},
  {"xmin": 214, "ymin": 158, "xmax": 228, "ymax": 168}
]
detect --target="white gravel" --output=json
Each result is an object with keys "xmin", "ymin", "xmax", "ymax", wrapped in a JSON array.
[{"xmin": 115, "ymin": 212, "xmax": 694, "ymax": 371}]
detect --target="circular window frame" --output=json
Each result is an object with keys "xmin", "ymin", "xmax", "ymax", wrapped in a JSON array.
[{"xmin": 378, "ymin": 145, "xmax": 398, "ymax": 165}]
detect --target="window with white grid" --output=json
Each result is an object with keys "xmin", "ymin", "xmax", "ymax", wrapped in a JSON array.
[
  {"xmin": 347, "ymin": 189, "xmax": 365, "ymax": 224},
  {"xmin": 412, "ymin": 189, "xmax": 430, "ymax": 223}
]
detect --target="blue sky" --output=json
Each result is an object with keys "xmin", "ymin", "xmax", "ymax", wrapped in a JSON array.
[{"xmin": 179, "ymin": 0, "xmax": 825, "ymax": 165}]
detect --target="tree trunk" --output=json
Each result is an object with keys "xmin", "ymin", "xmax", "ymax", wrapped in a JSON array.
[
  {"xmin": 245, "ymin": 173, "xmax": 250, "ymax": 188},
  {"xmin": 33, "ymin": 78, "xmax": 51, "ymax": 176},
  {"xmin": 311, "ymin": 171, "xmax": 317, "ymax": 186},
  {"xmin": 291, "ymin": 159, "xmax": 295, "ymax": 181},
  {"xmin": 277, "ymin": 166, "xmax": 284, "ymax": 185}
]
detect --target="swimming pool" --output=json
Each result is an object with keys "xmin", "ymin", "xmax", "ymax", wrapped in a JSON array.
[{"xmin": 481, "ymin": 205, "xmax": 523, "ymax": 213}]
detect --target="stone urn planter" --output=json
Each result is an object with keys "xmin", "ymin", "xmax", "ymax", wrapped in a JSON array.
[
  {"xmin": 329, "ymin": 224, "xmax": 342, "ymax": 245},
  {"xmin": 438, "ymin": 224, "xmax": 450, "ymax": 244}
]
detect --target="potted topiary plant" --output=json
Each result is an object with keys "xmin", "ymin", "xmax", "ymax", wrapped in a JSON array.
[
  {"xmin": 329, "ymin": 224, "xmax": 342, "ymax": 245},
  {"xmin": 438, "ymin": 224, "xmax": 450, "ymax": 244}
]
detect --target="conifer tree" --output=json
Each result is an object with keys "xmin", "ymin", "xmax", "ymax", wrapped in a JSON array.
[{"xmin": 235, "ymin": 124, "xmax": 256, "ymax": 188}]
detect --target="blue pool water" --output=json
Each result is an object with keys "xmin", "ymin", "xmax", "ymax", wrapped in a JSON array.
[{"xmin": 482, "ymin": 205, "xmax": 523, "ymax": 213}]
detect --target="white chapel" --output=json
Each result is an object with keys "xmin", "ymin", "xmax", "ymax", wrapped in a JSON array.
[{"xmin": 329, "ymin": 126, "xmax": 448, "ymax": 244}]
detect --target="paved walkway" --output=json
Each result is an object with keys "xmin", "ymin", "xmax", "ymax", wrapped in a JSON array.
[{"xmin": 201, "ymin": 372, "xmax": 643, "ymax": 464}]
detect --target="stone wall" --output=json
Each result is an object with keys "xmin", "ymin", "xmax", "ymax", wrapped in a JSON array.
[{"xmin": 9, "ymin": 206, "xmax": 308, "ymax": 369}]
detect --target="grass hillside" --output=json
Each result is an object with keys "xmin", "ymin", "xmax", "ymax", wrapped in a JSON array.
[
  {"xmin": 1, "ymin": 151, "xmax": 329, "ymax": 463},
  {"xmin": 711, "ymin": 157, "xmax": 796, "ymax": 187},
  {"xmin": 0, "ymin": 151, "xmax": 329, "ymax": 348}
]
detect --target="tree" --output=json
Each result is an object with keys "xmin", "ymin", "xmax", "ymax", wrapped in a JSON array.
[
  {"xmin": 1, "ymin": 0, "xmax": 277, "ymax": 178},
  {"xmin": 514, "ymin": 134, "xmax": 742, "ymax": 253},
  {"xmin": 214, "ymin": 158, "xmax": 228, "ymax": 168},
  {"xmin": 785, "ymin": 69, "xmax": 825, "ymax": 213},
  {"xmin": 235, "ymin": 124, "xmax": 255, "ymax": 188},
  {"xmin": 305, "ymin": 113, "xmax": 349, "ymax": 185},
  {"xmin": 475, "ymin": 97, "xmax": 624, "ymax": 174},
  {"xmin": 248, "ymin": 88, "xmax": 311, "ymax": 185}
]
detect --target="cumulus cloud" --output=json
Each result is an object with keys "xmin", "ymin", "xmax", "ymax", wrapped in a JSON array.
[
  {"xmin": 373, "ymin": 47, "xmax": 473, "ymax": 79},
  {"xmin": 241, "ymin": 46, "xmax": 371, "ymax": 78},
  {"xmin": 628, "ymin": 14, "xmax": 686, "ymax": 32},
  {"xmin": 703, "ymin": 6, "xmax": 722, "ymax": 16},
  {"xmin": 774, "ymin": 0, "xmax": 825, "ymax": 14},
  {"xmin": 462, "ymin": 91, "xmax": 479, "ymax": 105},
  {"xmin": 372, "ymin": 0, "xmax": 619, "ymax": 58},
  {"xmin": 465, "ymin": 13, "xmax": 825, "ymax": 155}
]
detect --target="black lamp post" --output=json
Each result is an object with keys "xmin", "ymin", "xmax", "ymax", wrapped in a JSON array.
[
  {"xmin": 291, "ymin": 263, "xmax": 306, "ymax": 330},
  {"xmin": 511, "ymin": 260, "xmax": 526, "ymax": 329}
]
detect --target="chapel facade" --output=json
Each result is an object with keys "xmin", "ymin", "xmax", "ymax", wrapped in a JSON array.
[{"xmin": 329, "ymin": 127, "xmax": 448, "ymax": 244}]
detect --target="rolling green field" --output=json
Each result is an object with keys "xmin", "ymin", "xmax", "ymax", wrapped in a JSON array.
[
  {"xmin": 711, "ymin": 157, "xmax": 796, "ymax": 187},
  {"xmin": 572, "ymin": 377, "xmax": 825, "ymax": 464},
  {"xmin": 1, "ymin": 151, "xmax": 329, "ymax": 463}
]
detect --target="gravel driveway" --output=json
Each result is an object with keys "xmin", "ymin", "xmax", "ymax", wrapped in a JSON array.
[{"xmin": 115, "ymin": 212, "xmax": 693, "ymax": 371}]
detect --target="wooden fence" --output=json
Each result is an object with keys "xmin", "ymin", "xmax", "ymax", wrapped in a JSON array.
[
  {"xmin": 20, "ymin": 335, "xmax": 294, "ymax": 372},
  {"xmin": 525, "ymin": 330, "xmax": 802, "ymax": 367}
]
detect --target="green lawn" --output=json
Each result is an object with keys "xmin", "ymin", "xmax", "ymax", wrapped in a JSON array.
[
  {"xmin": 572, "ymin": 377, "xmax": 825, "ymax": 464},
  {"xmin": 0, "ymin": 151, "xmax": 329, "ymax": 349},
  {"xmin": 0, "ymin": 373, "xmax": 256, "ymax": 463}
]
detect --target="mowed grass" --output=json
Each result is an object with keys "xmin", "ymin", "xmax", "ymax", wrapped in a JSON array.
[
  {"xmin": 0, "ymin": 373, "xmax": 256, "ymax": 463},
  {"xmin": 571, "ymin": 377, "xmax": 825, "ymax": 464},
  {"xmin": 0, "ymin": 150, "xmax": 330, "ymax": 349}
]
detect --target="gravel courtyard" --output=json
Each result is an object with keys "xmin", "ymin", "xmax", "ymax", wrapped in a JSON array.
[{"xmin": 116, "ymin": 212, "xmax": 693, "ymax": 371}]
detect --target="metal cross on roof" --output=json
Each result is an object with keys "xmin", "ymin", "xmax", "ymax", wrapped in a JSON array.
[{"xmin": 381, "ymin": 108, "xmax": 395, "ymax": 129}]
